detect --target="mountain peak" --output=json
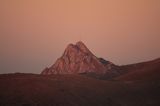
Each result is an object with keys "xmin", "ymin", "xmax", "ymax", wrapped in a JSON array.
[
  {"xmin": 63, "ymin": 41, "xmax": 91, "ymax": 56},
  {"xmin": 41, "ymin": 41, "xmax": 116, "ymax": 75},
  {"xmin": 75, "ymin": 41, "xmax": 91, "ymax": 53},
  {"xmin": 66, "ymin": 41, "xmax": 87, "ymax": 50},
  {"xmin": 76, "ymin": 41, "xmax": 85, "ymax": 47}
]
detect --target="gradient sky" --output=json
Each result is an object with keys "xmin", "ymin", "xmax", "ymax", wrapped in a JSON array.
[{"xmin": 0, "ymin": 0, "xmax": 160, "ymax": 74}]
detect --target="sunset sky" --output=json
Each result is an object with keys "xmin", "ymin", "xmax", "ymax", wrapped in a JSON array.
[{"xmin": 0, "ymin": 0, "xmax": 160, "ymax": 74}]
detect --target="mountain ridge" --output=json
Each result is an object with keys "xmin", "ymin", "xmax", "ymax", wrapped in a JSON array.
[{"xmin": 41, "ymin": 41, "xmax": 160, "ymax": 81}]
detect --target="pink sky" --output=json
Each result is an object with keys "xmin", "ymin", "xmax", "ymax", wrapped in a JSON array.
[{"xmin": 0, "ymin": 0, "xmax": 160, "ymax": 73}]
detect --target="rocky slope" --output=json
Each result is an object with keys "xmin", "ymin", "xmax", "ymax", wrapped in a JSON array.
[{"xmin": 41, "ymin": 41, "xmax": 117, "ymax": 76}]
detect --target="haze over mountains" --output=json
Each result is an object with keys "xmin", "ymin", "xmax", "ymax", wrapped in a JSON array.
[{"xmin": 1, "ymin": 0, "xmax": 160, "ymax": 74}]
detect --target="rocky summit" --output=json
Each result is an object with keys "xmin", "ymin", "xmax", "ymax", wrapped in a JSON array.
[{"xmin": 41, "ymin": 41, "xmax": 116, "ymax": 75}]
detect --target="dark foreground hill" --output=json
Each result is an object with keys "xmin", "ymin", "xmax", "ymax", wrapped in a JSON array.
[
  {"xmin": 117, "ymin": 58, "xmax": 160, "ymax": 81},
  {"xmin": 0, "ymin": 73, "xmax": 160, "ymax": 106}
]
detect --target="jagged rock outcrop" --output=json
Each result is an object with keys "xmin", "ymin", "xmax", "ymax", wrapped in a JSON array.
[{"xmin": 41, "ymin": 41, "xmax": 117, "ymax": 75}]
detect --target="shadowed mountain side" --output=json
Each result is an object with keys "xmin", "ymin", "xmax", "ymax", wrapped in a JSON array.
[
  {"xmin": 0, "ymin": 73, "xmax": 160, "ymax": 106},
  {"xmin": 80, "ymin": 58, "xmax": 160, "ymax": 80}
]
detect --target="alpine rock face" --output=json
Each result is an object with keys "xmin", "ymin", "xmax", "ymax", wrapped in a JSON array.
[{"xmin": 41, "ymin": 41, "xmax": 117, "ymax": 75}]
